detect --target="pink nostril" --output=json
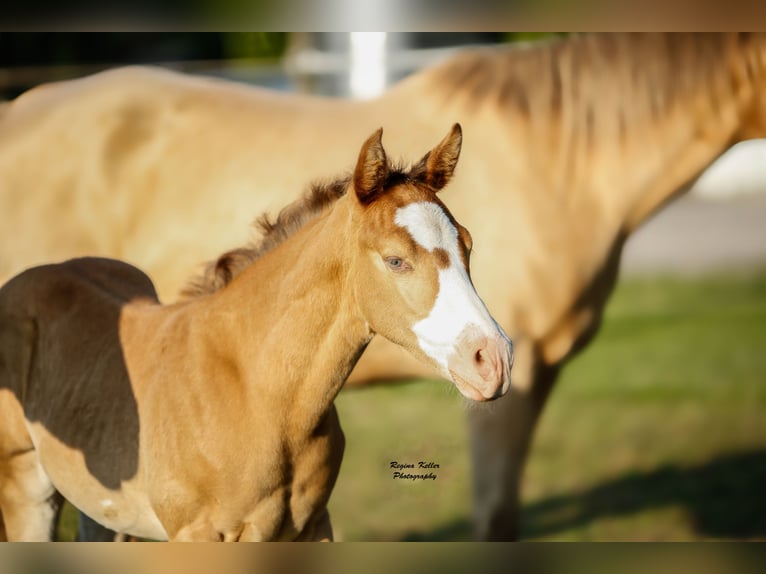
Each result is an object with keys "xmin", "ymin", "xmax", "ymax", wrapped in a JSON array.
[
  {"xmin": 448, "ymin": 329, "xmax": 511, "ymax": 400},
  {"xmin": 473, "ymin": 341, "xmax": 497, "ymax": 382}
]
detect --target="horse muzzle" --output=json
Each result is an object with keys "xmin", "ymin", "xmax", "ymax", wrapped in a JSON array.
[{"xmin": 447, "ymin": 328, "xmax": 513, "ymax": 402}]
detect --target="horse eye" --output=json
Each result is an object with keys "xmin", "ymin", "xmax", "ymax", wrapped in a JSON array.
[{"xmin": 385, "ymin": 256, "xmax": 410, "ymax": 272}]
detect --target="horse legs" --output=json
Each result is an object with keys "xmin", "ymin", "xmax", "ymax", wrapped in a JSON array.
[
  {"xmin": 0, "ymin": 398, "xmax": 62, "ymax": 541},
  {"xmin": 0, "ymin": 314, "xmax": 63, "ymax": 540},
  {"xmin": 294, "ymin": 508, "xmax": 334, "ymax": 541},
  {"xmin": 465, "ymin": 338, "xmax": 560, "ymax": 540},
  {"xmin": 0, "ymin": 446, "xmax": 63, "ymax": 541}
]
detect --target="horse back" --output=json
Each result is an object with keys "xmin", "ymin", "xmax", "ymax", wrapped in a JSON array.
[{"xmin": 0, "ymin": 256, "xmax": 157, "ymax": 315}]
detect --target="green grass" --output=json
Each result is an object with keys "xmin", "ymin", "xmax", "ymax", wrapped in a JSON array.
[
  {"xmin": 56, "ymin": 270, "xmax": 766, "ymax": 541},
  {"xmin": 328, "ymin": 270, "xmax": 766, "ymax": 541}
]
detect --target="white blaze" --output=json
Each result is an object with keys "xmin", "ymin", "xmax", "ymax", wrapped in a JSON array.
[{"xmin": 394, "ymin": 202, "xmax": 505, "ymax": 370}]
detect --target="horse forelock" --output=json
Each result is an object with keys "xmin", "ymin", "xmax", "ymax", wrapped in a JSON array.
[
  {"xmin": 181, "ymin": 162, "xmax": 426, "ymax": 299},
  {"xmin": 432, "ymin": 33, "xmax": 764, "ymax": 143}
]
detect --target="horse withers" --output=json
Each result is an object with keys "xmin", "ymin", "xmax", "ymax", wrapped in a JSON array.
[{"xmin": 0, "ymin": 124, "xmax": 512, "ymax": 541}]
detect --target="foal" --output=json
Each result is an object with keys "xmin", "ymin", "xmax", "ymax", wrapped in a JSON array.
[{"xmin": 0, "ymin": 124, "xmax": 512, "ymax": 541}]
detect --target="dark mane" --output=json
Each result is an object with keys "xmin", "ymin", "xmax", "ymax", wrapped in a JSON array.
[{"xmin": 181, "ymin": 163, "xmax": 423, "ymax": 299}]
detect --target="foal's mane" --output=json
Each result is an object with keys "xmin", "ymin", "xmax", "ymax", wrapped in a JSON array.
[
  {"xmin": 426, "ymin": 33, "xmax": 764, "ymax": 143},
  {"xmin": 182, "ymin": 164, "xmax": 420, "ymax": 298}
]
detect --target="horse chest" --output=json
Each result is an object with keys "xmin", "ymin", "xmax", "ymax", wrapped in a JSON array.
[{"xmin": 142, "ymin": 409, "xmax": 344, "ymax": 541}]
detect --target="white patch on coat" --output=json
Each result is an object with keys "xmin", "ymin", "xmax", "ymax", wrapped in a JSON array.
[{"xmin": 394, "ymin": 202, "xmax": 507, "ymax": 370}]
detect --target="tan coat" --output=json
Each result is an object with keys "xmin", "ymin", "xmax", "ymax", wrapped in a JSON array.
[
  {"xmin": 1, "ymin": 33, "xmax": 763, "ymax": 539},
  {"xmin": 0, "ymin": 127, "xmax": 511, "ymax": 540}
]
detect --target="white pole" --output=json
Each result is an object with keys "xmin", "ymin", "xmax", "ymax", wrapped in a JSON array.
[{"xmin": 349, "ymin": 32, "xmax": 387, "ymax": 99}]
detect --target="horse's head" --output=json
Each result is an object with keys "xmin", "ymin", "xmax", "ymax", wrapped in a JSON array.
[{"xmin": 347, "ymin": 124, "xmax": 513, "ymax": 401}]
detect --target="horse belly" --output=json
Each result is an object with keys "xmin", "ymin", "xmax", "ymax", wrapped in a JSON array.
[{"xmin": 25, "ymin": 423, "xmax": 168, "ymax": 540}]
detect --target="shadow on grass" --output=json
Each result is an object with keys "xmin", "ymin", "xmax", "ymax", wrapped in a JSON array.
[
  {"xmin": 399, "ymin": 449, "xmax": 766, "ymax": 541},
  {"xmin": 400, "ymin": 519, "xmax": 474, "ymax": 542}
]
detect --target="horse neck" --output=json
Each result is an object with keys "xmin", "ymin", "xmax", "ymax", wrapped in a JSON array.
[
  {"xmin": 607, "ymin": 90, "xmax": 744, "ymax": 234},
  {"xmin": 426, "ymin": 34, "xmax": 765, "ymax": 234},
  {"xmin": 542, "ymin": 34, "xmax": 761, "ymax": 234},
  {"xmin": 571, "ymin": 34, "xmax": 764, "ymax": 233},
  {"xmin": 202, "ymin": 195, "xmax": 370, "ymax": 433}
]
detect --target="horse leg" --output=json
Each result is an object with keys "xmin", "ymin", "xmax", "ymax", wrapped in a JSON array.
[
  {"xmin": 0, "ymin": 398, "xmax": 62, "ymax": 541},
  {"xmin": 465, "ymin": 338, "xmax": 560, "ymax": 540},
  {"xmin": 0, "ymin": 316, "xmax": 63, "ymax": 541},
  {"xmin": 0, "ymin": 446, "xmax": 63, "ymax": 541},
  {"xmin": 311, "ymin": 508, "xmax": 334, "ymax": 541},
  {"xmin": 294, "ymin": 508, "xmax": 334, "ymax": 541}
]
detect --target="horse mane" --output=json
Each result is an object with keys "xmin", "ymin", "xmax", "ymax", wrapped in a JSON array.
[
  {"xmin": 181, "ymin": 163, "xmax": 422, "ymax": 299},
  {"xmin": 428, "ymin": 33, "xmax": 764, "ymax": 145}
]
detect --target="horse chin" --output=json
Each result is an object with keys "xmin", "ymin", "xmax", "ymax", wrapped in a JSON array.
[{"xmin": 448, "ymin": 369, "xmax": 502, "ymax": 402}]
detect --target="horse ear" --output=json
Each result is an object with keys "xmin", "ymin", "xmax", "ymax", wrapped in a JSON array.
[
  {"xmin": 417, "ymin": 123, "xmax": 462, "ymax": 191},
  {"xmin": 353, "ymin": 127, "xmax": 389, "ymax": 204}
]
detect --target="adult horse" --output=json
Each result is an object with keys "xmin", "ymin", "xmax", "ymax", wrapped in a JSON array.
[
  {"xmin": 0, "ymin": 126, "xmax": 512, "ymax": 541},
  {"xmin": 0, "ymin": 33, "xmax": 763, "ymax": 540}
]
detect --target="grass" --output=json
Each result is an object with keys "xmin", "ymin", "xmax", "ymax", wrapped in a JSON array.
[
  {"xmin": 328, "ymin": 269, "xmax": 766, "ymax": 541},
  {"xmin": 56, "ymin": 270, "xmax": 766, "ymax": 541}
]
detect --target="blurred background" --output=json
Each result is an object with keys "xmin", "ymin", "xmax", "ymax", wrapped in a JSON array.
[{"xmin": 2, "ymin": 32, "xmax": 765, "ymax": 541}]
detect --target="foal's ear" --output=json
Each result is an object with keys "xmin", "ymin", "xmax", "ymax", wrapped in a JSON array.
[
  {"xmin": 353, "ymin": 127, "xmax": 389, "ymax": 205},
  {"xmin": 416, "ymin": 123, "xmax": 462, "ymax": 191}
]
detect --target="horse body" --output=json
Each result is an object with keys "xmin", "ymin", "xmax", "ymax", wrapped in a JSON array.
[
  {"xmin": 0, "ymin": 127, "xmax": 512, "ymax": 541},
  {"xmin": 1, "ymin": 33, "xmax": 764, "ymax": 539},
  {"xmin": 0, "ymin": 258, "xmax": 164, "ymax": 539},
  {"xmin": 0, "ymin": 253, "xmax": 348, "ymax": 541}
]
